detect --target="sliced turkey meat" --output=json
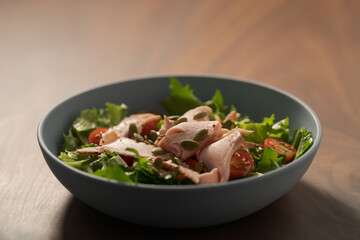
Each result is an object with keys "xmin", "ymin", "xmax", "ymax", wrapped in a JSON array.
[
  {"xmin": 100, "ymin": 113, "xmax": 161, "ymax": 145},
  {"xmin": 158, "ymin": 106, "xmax": 212, "ymax": 135},
  {"xmin": 199, "ymin": 168, "xmax": 220, "ymax": 184},
  {"xmin": 155, "ymin": 121, "xmax": 222, "ymax": 160},
  {"xmin": 225, "ymin": 110, "xmax": 237, "ymax": 121},
  {"xmin": 76, "ymin": 137, "xmax": 167, "ymax": 159},
  {"xmin": 197, "ymin": 128, "xmax": 245, "ymax": 182}
]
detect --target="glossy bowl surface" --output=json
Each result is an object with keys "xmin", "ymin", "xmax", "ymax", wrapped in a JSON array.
[{"xmin": 37, "ymin": 75, "xmax": 321, "ymax": 228}]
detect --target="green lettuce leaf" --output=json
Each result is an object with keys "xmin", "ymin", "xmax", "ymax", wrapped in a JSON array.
[
  {"xmin": 255, "ymin": 147, "xmax": 285, "ymax": 173},
  {"xmin": 93, "ymin": 165, "xmax": 133, "ymax": 183},
  {"xmin": 59, "ymin": 151, "xmax": 96, "ymax": 170},
  {"xmin": 160, "ymin": 77, "xmax": 203, "ymax": 115},
  {"xmin": 205, "ymin": 90, "xmax": 228, "ymax": 120},
  {"xmin": 125, "ymin": 148, "xmax": 187, "ymax": 185},
  {"xmin": 268, "ymin": 117, "xmax": 289, "ymax": 141},
  {"xmin": 98, "ymin": 103, "xmax": 128, "ymax": 127},
  {"xmin": 61, "ymin": 103, "xmax": 127, "ymax": 151},
  {"xmin": 61, "ymin": 129, "xmax": 81, "ymax": 151},
  {"xmin": 72, "ymin": 108, "xmax": 98, "ymax": 132},
  {"xmin": 290, "ymin": 127, "xmax": 313, "ymax": 159},
  {"xmin": 161, "ymin": 77, "xmax": 229, "ymax": 117},
  {"xmin": 237, "ymin": 114, "xmax": 289, "ymax": 143}
]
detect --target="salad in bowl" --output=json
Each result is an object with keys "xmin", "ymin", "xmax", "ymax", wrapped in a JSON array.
[{"xmin": 59, "ymin": 78, "xmax": 313, "ymax": 185}]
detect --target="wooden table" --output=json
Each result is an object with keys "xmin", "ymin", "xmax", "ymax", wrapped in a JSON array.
[{"xmin": 1, "ymin": 1, "xmax": 359, "ymax": 239}]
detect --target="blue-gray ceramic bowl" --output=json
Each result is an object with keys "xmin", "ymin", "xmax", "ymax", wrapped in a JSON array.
[{"xmin": 37, "ymin": 75, "xmax": 321, "ymax": 228}]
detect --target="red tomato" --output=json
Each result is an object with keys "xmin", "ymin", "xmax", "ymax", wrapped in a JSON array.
[
  {"xmin": 264, "ymin": 138, "xmax": 297, "ymax": 163},
  {"xmin": 184, "ymin": 159, "xmax": 198, "ymax": 169},
  {"xmin": 120, "ymin": 155, "xmax": 135, "ymax": 166},
  {"xmin": 88, "ymin": 128, "xmax": 109, "ymax": 145},
  {"xmin": 141, "ymin": 120, "xmax": 159, "ymax": 137},
  {"xmin": 229, "ymin": 150, "xmax": 255, "ymax": 179}
]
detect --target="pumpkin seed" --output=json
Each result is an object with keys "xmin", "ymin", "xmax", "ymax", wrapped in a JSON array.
[
  {"xmin": 172, "ymin": 157, "xmax": 183, "ymax": 166},
  {"xmin": 164, "ymin": 174, "xmax": 172, "ymax": 179},
  {"xmin": 193, "ymin": 111, "xmax": 208, "ymax": 119},
  {"xmin": 222, "ymin": 119, "xmax": 233, "ymax": 130},
  {"xmin": 176, "ymin": 117, "xmax": 188, "ymax": 125},
  {"xmin": 128, "ymin": 123, "xmax": 138, "ymax": 136},
  {"xmin": 153, "ymin": 157, "xmax": 163, "ymax": 170},
  {"xmin": 152, "ymin": 147, "xmax": 166, "ymax": 155},
  {"xmin": 193, "ymin": 161, "xmax": 204, "ymax": 173},
  {"xmin": 133, "ymin": 133, "xmax": 144, "ymax": 142},
  {"xmin": 149, "ymin": 130, "xmax": 158, "ymax": 142},
  {"xmin": 180, "ymin": 139, "xmax": 199, "ymax": 150},
  {"xmin": 168, "ymin": 115, "xmax": 180, "ymax": 121},
  {"xmin": 193, "ymin": 128, "xmax": 208, "ymax": 141}
]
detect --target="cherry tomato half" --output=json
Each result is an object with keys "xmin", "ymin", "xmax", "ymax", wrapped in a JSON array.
[
  {"xmin": 184, "ymin": 159, "xmax": 198, "ymax": 169},
  {"xmin": 141, "ymin": 120, "xmax": 159, "ymax": 137},
  {"xmin": 120, "ymin": 155, "xmax": 135, "ymax": 166},
  {"xmin": 229, "ymin": 149, "xmax": 255, "ymax": 179},
  {"xmin": 88, "ymin": 128, "xmax": 109, "ymax": 145},
  {"xmin": 264, "ymin": 138, "xmax": 297, "ymax": 163}
]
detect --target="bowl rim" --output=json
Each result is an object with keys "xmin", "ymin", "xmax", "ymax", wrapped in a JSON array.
[{"xmin": 37, "ymin": 74, "xmax": 322, "ymax": 191}]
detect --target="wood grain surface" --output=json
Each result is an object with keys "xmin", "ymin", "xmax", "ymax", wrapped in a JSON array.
[{"xmin": 0, "ymin": 0, "xmax": 359, "ymax": 239}]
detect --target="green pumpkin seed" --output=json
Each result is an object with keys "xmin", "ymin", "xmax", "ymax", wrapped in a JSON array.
[
  {"xmin": 222, "ymin": 119, "xmax": 233, "ymax": 130},
  {"xmin": 164, "ymin": 174, "xmax": 172, "ymax": 179},
  {"xmin": 193, "ymin": 161, "xmax": 204, "ymax": 173},
  {"xmin": 152, "ymin": 147, "xmax": 166, "ymax": 155},
  {"xmin": 172, "ymin": 157, "xmax": 183, "ymax": 166},
  {"xmin": 168, "ymin": 115, "xmax": 180, "ymax": 121},
  {"xmin": 128, "ymin": 123, "xmax": 138, "ymax": 136},
  {"xmin": 176, "ymin": 117, "xmax": 188, "ymax": 125},
  {"xmin": 153, "ymin": 157, "xmax": 163, "ymax": 170},
  {"xmin": 193, "ymin": 128, "xmax": 208, "ymax": 141},
  {"xmin": 193, "ymin": 111, "xmax": 208, "ymax": 119},
  {"xmin": 149, "ymin": 130, "xmax": 158, "ymax": 142},
  {"xmin": 180, "ymin": 139, "xmax": 199, "ymax": 150},
  {"xmin": 133, "ymin": 133, "xmax": 144, "ymax": 142}
]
